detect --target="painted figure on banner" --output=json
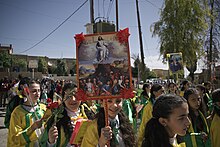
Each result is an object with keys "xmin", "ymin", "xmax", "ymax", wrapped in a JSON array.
[
  {"xmin": 85, "ymin": 78, "xmax": 95, "ymax": 97},
  {"xmin": 169, "ymin": 54, "xmax": 183, "ymax": 73},
  {"xmin": 96, "ymin": 36, "xmax": 109, "ymax": 63}
]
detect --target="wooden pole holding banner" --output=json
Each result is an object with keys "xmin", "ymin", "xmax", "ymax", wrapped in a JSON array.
[
  {"xmin": 103, "ymin": 99, "xmax": 110, "ymax": 147},
  {"xmin": 103, "ymin": 99, "xmax": 109, "ymax": 127}
]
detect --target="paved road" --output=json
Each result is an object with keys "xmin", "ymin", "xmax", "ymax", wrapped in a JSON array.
[{"xmin": 0, "ymin": 107, "xmax": 7, "ymax": 147}]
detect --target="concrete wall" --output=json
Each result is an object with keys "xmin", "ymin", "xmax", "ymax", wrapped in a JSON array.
[
  {"xmin": 0, "ymin": 72, "xmax": 42, "ymax": 80},
  {"xmin": 0, "ymin": 72, "xmax": 76, "ymax": 83}
]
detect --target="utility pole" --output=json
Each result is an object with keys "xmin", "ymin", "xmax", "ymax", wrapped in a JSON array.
[
  {"xmin": 135, "ymin": 0, "xmax": 145, "ymax": 80},
  {"xmin": 208, "ymin": 0, "xmax": 214, "ymax": 82},
  {"xmin": 115, "ymin": 0, "xmax": 119, "ymax": 32},
  {"xmin": 90, "ymin": 0, "xmax": 94, "ymax": 24}
]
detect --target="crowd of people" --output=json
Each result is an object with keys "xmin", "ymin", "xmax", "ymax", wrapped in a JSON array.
[
  {"xmin": 79, "ymin": 71, "xmax": 130, "ymax": 97},
  {"xmin": 1, "ymin": 74, "xmax": 220, "ymax": 147}
]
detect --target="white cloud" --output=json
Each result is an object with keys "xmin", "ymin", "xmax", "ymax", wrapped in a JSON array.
[{"xmin": 130, "ymin": 55, "xmax": 167, "ymax": 70}]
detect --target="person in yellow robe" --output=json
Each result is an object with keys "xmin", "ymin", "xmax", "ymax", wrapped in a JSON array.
[
  {"xmin": 179, "ymin": 80, "xmax": 190, "ymax": 97},
  {"xmin": 183, "ymin": 88, "xmax": 211, "ymax": 147},
  {"xmin": 141, "ymin": 94, "xmax": 191, "ymax": 147},
  {"xmin": 138, "ymin": 84, "xmax": 164, "ymax": 147},
  {"xmin": 7, "ymin": 80, "xmax": 46, "ymax": 147},
  {"xmin": 40, "ymin": 83, "xmax": 94, "ymax": 147},
  {"xmin": 81, "ymin": 98, "xmax": 136, "ymax": 147},
  {"xmin": 138, "ymin": 83, "xmax": 151, "ymax": 121},
  {"xmin": 210, "ymin": 89, "xmax": 220, "ymax": 147}
]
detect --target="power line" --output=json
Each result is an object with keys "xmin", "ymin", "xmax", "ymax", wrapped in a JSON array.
[
  {"xmin": 144, "ymin": 0, "xmax": 162, "ymax": 10},
  {"xmin": 98, "ymin": 0, "xmax": 100, "ymax": 17},
  {"xmin": 106, "ymin": 0, "xmax": 114, "ymax": 20},
  {"xmin": 19, "ymin": 0, "xmax": 89, "ymax": 53},
  {"xmin": 103, "ymin": 0, "xmax": 106, "ymax": 18}
]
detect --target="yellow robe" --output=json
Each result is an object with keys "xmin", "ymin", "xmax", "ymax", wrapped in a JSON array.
[
  {"xmin": 39, "ymin": 105, "xmax": 89, "ymax": 147},
  {"xmin": 173, "ymin": 142, "xmax": 186, "ymax": 147},
  {"xmin": 81, "ymin": 119, "xmax": 99, "ymax": 147},
  {"xmin": 210, "ymin": 114, "xmax": 220, "ymax": 147},
  {"xmin": 7, "ymin": 103, "xmax": 46, "ymax": 147},
  {"xmin": 184, "ymin": 110, "xmax": 211, "ymax": 147},
  {"xmin": 56, "ymin": 109, "xmax": 88, "ymax": 146},
  {"xmin": 138, "ymin": 101, "xmax": 153, "ymax": 147},
  {"xmin": 179, "ymin": 91, "xmax": 184, "ymax": 97}
]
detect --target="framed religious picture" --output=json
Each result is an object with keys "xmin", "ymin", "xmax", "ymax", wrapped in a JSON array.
[
  {"xmin": 167, "ymin": 52, "xmax": 184, "ymax": 75},
  {"xmin": 75, "ymin": 28, "xmax": 133, "ymax": 100}
]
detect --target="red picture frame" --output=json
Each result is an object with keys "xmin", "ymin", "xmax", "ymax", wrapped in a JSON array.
[{"xmin": 75, "ymin": 28, "xmax": 133, "ymax": 101}]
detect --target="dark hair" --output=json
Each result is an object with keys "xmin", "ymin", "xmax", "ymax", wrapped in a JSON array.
[
  {"xmin": 141, "ymin": 83, "xmax": 150, "ymax": 97},
  {"xmin": 212, "ymin": 89, "xmax": 220, "ymax": 103},
  {"xmin": 142, "ymin": 83, "xmax": 150, "ymax": 90},
  {"xmin": 96, "ymin": 107, "xmax": 136, "ymax": 147},
  {"xmin": 19, "ymin": 79, "xmax": 40, "ymax": 97},
  {"xmin": 167, "ymin": 82, "xmax": 179, "ymax": 94},
  {"xmin": 98, "ymin": 36, "xmax": 103, "ymax": 41},
  {"xmin": 184, "ymin": 88, "xmax": 206, "ymax": 132},
  {"xmin": 150, "ymin": 84, "xmax": 163, "ymax": 97},
  {"xmin": 56, "ymin": 106, "xmax": 73, "ymax": 140},
  {"xmin": 183, "ymin": 88, "xmax": 198, "ymax": 101},
  {"xmin": 142, "ymin": 94, "xmax": 187, "ymax": 147},
  {"xmin": 29, "ymin": 80, "xmax": 40, "ymax": 85},
  {"xmin": 149, "ymin": 84, "xmax": 163, "ymax": 104},
  {"xmin": 168, "ymin": 82, "xmax": 176, "ymax": 88},
  {"xmin": 195, "ymin": 85, "xmax": 208, "ymax": 116},
  {"xmin": 203, "ymin": 81, "xmax": 212, "ymax": 94},
  {"xmin": 212, "ymin": 89, "xmax": 220, "ymax": 117},
  {"xmin": 196, "ymin": 84, "xmax": 206, "ymax": 93},
  {"xmin": 56, "ymin": 83, "xmax": 77, "ymax": 140},
  {"xmin": 181, "ymin": 80, "xmax": 189, "ymax": 91},
  {"xmin": 18, "ymin": 74, "xmax": 23, "ymax": 80},
  {"xmin": 18, "ymin": 77, "xmax": 31, "ymax": 90},
  {"xmin": 203, "ymin": 81, "xmax": 211, "ymax": 87},
  {"xmin": 61, "ymin": 83, "xmax": 77, "ymax": 98}
]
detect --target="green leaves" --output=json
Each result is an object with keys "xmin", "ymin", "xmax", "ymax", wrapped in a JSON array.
[
  {"xmin": 57, "ymin": 113, "xmax": 64, "ymax": 119},
  {"xmin": 152, "ymin": 0, "xmax": 209, "ymax": 81},
  {"xmin": 0, "ymin": 52, "xmax": 11, "ymax": 68},
  {"xmin": 38, "ymin": 57, "xmax": 48, "ymax": 74},
  {"xmin": 153, "ymin": 0, "xmax": 208, "ymax": 61}
]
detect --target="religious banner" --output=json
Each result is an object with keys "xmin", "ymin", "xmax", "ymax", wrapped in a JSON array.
[
  {"xmin": 75, "ymin": 28, "xmax": 133, "ymax": 101},
  {"xmin": 167, "ymin": 52, "xmax": 184, "ymax": 75}
]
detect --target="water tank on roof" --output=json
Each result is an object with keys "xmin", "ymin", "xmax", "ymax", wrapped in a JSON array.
[{"xmin": 93, "ymin": 20, "xmax": 115, "ymax": 33}]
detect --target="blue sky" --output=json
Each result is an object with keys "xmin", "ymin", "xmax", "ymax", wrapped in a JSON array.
[{"xmin": 0, "ymin": 0, "xmax": 173, "ymax": 71}]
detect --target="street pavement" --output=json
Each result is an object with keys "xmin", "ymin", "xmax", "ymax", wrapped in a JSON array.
[{"xmin": 0, "ymin": 107, "xmax": 7, "ymax": 147}]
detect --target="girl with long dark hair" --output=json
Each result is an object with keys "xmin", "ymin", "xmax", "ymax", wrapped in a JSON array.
[
  {"xmin": 141, "ymin": 94, "xmax": 190, "ymax": 147},
  {"xmin": 138, "ymin": 84, "xmax": 164, "ymax": 147},
  {"xmin": 81, "ymin": 98, "xmax": 136, "ymax": 147},
  {"xmin": 183, "ymin": 88, "xmax": 211, "ymax": 147},
  {"xmin": 41, "ymin": 83, "xmax": 94, "ymax": 146},
  {"xmin": 179, "ymin": 80, "xmax": 190, "ymax": 97},
  {"xmin": 7, "ymin": 80, "xmax": 46, "ymax": 146}
]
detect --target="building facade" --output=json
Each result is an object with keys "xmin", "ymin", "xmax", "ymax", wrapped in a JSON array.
[{"xmin": 0, "ymin": 44, "xmax": 76, "ymax": 80}]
